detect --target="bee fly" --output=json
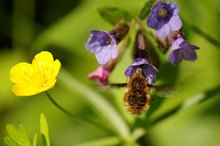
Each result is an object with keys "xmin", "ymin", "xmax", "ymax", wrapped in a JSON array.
[{"xmin": 124, "ymin": 68, "xmax": 151, "ymax": 115}]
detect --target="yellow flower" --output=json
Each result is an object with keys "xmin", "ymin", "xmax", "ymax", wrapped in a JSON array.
[{"xmin": 10, "ymin": 51, "xmax": 61, "ymax": 96}]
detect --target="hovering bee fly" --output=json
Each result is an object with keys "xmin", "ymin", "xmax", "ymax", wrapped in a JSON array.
[
  {"xmin": 124, "ymin": 68, "xmax": 151, "ymax": 115},
  {"xmin": 109, "ymin": 67, "xmax": 154, "ymax": 115}
]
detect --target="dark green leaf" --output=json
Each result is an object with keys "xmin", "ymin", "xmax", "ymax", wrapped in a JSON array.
[
  {"xmin": 138, "ymin": 0, "xmax": 156, "ymax": 20},
  {"xmin": 97, "ymin": 6, "xmax": 133, "ymax": 25}
]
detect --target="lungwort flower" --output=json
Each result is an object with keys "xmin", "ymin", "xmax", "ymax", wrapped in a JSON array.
[
  {"xmin": 88, "ymin": 66, "xmax": 110, "ymax": 86},
  {"xmin": 125, "ymin": 57, "xmax": 158, "ymax": 84},
  {"xmin": 85, "ymin": 22, "xmax": 129, "ymax": 65},
  {"xmin": 147, "ymin": 1, "xmax": 182, "ymax": 38},
  {"xmin": 168, "ymin": 35, "xmax": 199, "ymax": 65},
  {"xmin": 85, "ymin": 30, "xmax": 118, "ymax": 65},
  {"xmin": 10, "ymin": 51, "xmax": 61, "ymax": 96}
]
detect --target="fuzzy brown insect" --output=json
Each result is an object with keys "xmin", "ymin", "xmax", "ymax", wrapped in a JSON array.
[{"xmin": 124, "ymin": 68, "xmax": 151, "ymax": 115}]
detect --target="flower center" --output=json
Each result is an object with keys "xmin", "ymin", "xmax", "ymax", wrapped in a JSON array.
[
  {"xmin": 157, "ymin": 8, "xmax": 170, "ymax": 19},
  {"xmin": 105, "ymin": 38, "xmax": 114, "ymax": 45}
]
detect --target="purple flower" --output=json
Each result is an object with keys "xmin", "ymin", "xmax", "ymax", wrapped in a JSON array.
[
  {"xmin": 85, "ymin": 30, "xmax": 118, "ymax": 64},
  {"xmin": 168, "ymin": 35, "xmax": 199, "ymax": 65},
  {"xmin": 125, "ymin": 57, "xmax": 158, "ymax": 84},
  {"xmin": 88, "ymin": 66, "xmax": 110, "ymax": 86},
  {"xmin": 147, "ymin": 1, "xmax": 182, "ymax": 38}
]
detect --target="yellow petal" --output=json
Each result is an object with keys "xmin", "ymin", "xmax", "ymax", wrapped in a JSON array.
[
  {"xmin": 32, "ymin": 51, "xmax": 61, "ymax": 88},
  {"xmin": 49, "ymin": 59, "xmax": 61, "ymax": 80},
  {"xmin": 12, "ymin": 84, "xmax": 40, "ymax": 96},
  {"xmin": 10, "ymin": 51, "xmax": 61, "ymax": 96},
  {"xmin": 10, "ymin": 62, "xmax": 33, "ymax": 84},
  {"xmin": 32, "ymin": 51, "xmax": 54, "ymax": 67}
]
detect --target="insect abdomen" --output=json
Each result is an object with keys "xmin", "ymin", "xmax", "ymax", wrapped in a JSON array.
[{"xmin": 124, "ymin": 90, "xmax": 151, "ymax": 115}]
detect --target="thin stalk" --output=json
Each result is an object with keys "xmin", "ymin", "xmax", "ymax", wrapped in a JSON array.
[
  {"xmin": 44, "ymin": 91, "xmax": 112, "ymax": 134},
  {"xmin": 59, "ymin": 69, "xmax": 130, "ymax": 139}
]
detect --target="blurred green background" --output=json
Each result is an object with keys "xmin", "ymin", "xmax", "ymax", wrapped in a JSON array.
[{"xmin": 0, "ymin": 0, "xmax": 220, "ymax": 145}]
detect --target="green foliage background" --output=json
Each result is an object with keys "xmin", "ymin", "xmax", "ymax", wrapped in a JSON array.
[{"xmin": 0, "ymin": 0, "xmax": 220, "ymax": 145}]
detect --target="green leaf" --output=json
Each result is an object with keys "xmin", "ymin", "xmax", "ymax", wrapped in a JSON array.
[
  {"xmin": 97, "ymin": 6, "xmax": 133, "ymax": 25},
  {"xmin": 32, "ymin": 133, "xmax": 38, "ymax": 146},
  {"xmin": 5, "ymin": 124, "xmax": 32, "ymax": 146},
  {"xmin": 40, "ymin": 113, "xmax": 50, "ymax": 146},
  {"xmin": 4, "ymin": 136, "xmax": 19, "ymax": 146},
  {"xmin": 138, "ymin": 0, "xmax": 156, "ymax": 20}
]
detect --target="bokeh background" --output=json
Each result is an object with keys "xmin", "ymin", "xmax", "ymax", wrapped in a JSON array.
[{"xmin": 0, "ymin": 0, "xmax": 220, "ymax": 145}]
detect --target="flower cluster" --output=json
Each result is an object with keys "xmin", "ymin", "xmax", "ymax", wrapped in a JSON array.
[
  {"xmin": 85, "ymin": 1, "xmax": 199, "ymax": 88},
  {"xmin": 147, "ymin": 1, "xmax": 199, "ymax": 66},
  {"xmin": 84, "ymin": 1, "xmax": 201, "ymax": 115}
]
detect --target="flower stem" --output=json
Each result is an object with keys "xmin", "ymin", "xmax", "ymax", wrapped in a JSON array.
[{"xmin": 44, "ymin": 91, "xmax": 112, "ymax": 134}]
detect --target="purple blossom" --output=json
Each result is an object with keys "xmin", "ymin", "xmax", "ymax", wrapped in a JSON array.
[
  {"xmin": 85, "ymin": 30, "xmax": 118, "ymax": 64},
  {"xmin": 125, "ymin": 57, "xmax": 158, "ymax": 84},
  {"xmin": 147, "ymin": 1, "xmax": 182, "ymax": 38},
  {"xmin": 168, "ymin": 35, "xmax": 199, "ymax": 65},
  {"xmin": 88, "ymin": 66, "xmax": 110, "ymax": 86}
]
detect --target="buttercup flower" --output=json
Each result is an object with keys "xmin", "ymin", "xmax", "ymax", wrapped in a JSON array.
[
  {"xmin": 168, "ymin": 35, "xmax": 199, "ymax": 65},
  {"xmin": 147, "ymin": 1, "xmax": 182, "ymax": 38},
  {"xmin": 125, "ymin": 57, "xmax": 158, "ymax": 84},
  {"xmin": 10, "ymin": 51, "xmax": 61, "ymax": 96},
  {"xmin": 88, "ymin": 66, "xmax": 110, "ymax": 86},
  {"xmin": 85, "ymin": 30, "xmax": 118, "ymax": 65}
]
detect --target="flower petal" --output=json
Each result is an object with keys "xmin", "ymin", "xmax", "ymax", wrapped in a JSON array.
[
  {"xmin": 88, "ymin": 66, "xmax": 109, "ymax": 85},
  {"xmin": 167, "ymin": 2, "xmax": 179, "ymax": 15},
  {"xmin": 124, "ymin": 66, "xmax": 136, "ymax": 77},
  {"xmin": 10, "ymin": 62, "xmax": 34, "ymax": 84},
  {"xmin": 131, "ymin": 57, "xmax": 150, "ymax": 66},
  {"xmin": 142, "ymin": 64, "xmax": 158, "ymax": 84},
  {"xmin": 10, "ymin": 62, "xmax": 42, "ymax": 96},
  {"xmin": 85, "ymin": 30, "xmax": 111, "ymax": 54},
  {"xmin": 172, "ymin": 37, "xmax": 184, "ymax": 48},
  {"xmin": 169, "ymin": 15, "xmax": 182, "ymax": 31},
  {"xmin": 181, "ymin": 47, "xmax": 198, "ymax": 61},
  {"xmin": 151, "ymin": 1, "xmax": 166, "ymax": 13},
  {"xmin": 147, "ymin": 13, "xmax": 159, "ymax": 29},
  {"xmin": 156, "ymin": 23, "xmax": 171, "ymax": 38},
  {"xmin": 111, "ymin": 44, "xmax": 118, "ymax": 59},
  {"xmin": 50, "ymin": 59, "xmax": 61, "ymax": 79},
  {"xmin": 95, "ymin": 45, "xmax": 112, "ymax": 64},
  {"xmin": 32, "ymin": 51, "xmax": 54, "ymax": 69},
  {"xmin": 12, "ymin": 84, "xmax": 40, "ymax": 96},
  {"xmin": 168, "ymin": 50, "xmax": 183, "ymax": 65}
]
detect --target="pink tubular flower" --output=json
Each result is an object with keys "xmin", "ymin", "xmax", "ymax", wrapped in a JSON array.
[{"xmin": 88, "ymin": 66, "xmax": 110, "ymax": 86}]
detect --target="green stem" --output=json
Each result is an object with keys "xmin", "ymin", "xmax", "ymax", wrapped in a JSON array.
[
  {"xmin": 44, "ymin": 91, "xmax": 112, "ymax": 134},
  {"xmin": 59, "ymin": 69, "xmax": 130, "ymax": 139}
]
